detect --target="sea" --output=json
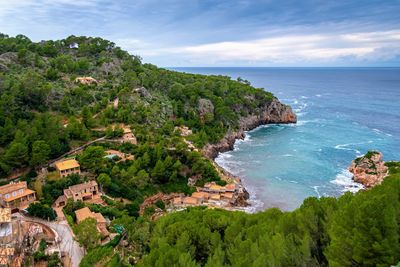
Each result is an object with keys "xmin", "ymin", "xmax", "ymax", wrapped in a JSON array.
[{"xmin": 171, "ymin": 67, "xmax": 400, "ymax": 211}]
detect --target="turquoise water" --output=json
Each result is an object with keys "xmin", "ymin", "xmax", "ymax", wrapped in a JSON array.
[{"xmin": 172, "ymin": 68, "xmax": 400, "ymax": 211}]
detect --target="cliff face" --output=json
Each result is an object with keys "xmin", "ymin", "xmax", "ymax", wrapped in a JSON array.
[
  {"xmin": 203, "ymin": 98, "xmax": 297, "ymax": 159},
  {"xmin": 349, "ymin": 151, "xmax": 389, "ymax": 188}
]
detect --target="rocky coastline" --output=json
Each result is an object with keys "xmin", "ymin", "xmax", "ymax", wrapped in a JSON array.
[
  {"xmin": 349, "ymin": 151, "xmax": 389, "ymax": 188},
  {"xmin": 203, "ymin": 98, "xmax": 297, "ymax": 160},
  {"xmin": 203, "ymin": 98, "xmax": 297, "ymax": 208}
]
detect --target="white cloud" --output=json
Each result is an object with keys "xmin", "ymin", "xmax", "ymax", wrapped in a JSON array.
[{"xmin": 167, "ymin": 30, "xmax": 400, "ymax": 64}]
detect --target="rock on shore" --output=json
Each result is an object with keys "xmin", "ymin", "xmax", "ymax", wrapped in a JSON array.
[
  {"xmin": 349, "ymin": 151, "xmax": 389, "ymax": 188},
  {"xmin": 203, "ymin": 98, "xmax": 297, "ymax": 159}
]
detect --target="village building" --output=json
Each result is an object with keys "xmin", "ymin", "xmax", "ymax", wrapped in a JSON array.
[
  {"xmin": 122, "ymin": 127, "xmax": 137, "ymax": 144},
  {"xmin": 75, "ymin": 207, "xmax": 109, "ymax": 237},
  {"xmin": 55, "ymin": 159, "xmax": 81, "ymax": 178},
  {"xmin": 171, "ymin": 182, "xmax": 242, "ymax": 209},
  {"xmin": 54, "ymin": 180, "xmax": 100, "ymax": 208},
  {"xmin": 75, "ymin": 76, "xmax": 98, "ymax": 85},
  {"xmin": 0, "ymin": 182, "xmax": 36, "ymax": 211}
]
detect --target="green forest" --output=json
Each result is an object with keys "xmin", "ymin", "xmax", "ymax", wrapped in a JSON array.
[
  {"xmin": 1, "ymin": 34, "xmax": 400, "ymax": 267},
  {"xmin": 82, "ymin": 161, "xmax": 400, "ymax": 267}
]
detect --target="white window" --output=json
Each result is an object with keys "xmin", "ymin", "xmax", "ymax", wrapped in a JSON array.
[
  {"xmin": 12, "ymin": 191, "xmax": 16, "ymax": 197},
  {"xmin": 5, "ymin": 194, "xmax": 10, "ymax": 198},
  {"xmin": 19, "ymin": 189, "xmax": 24, "ymax": 194}
]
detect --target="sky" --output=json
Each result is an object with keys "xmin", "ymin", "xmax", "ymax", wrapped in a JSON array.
[{"xmin": 0, "ymin": 0, "xmax": 400, "ymax": 67}]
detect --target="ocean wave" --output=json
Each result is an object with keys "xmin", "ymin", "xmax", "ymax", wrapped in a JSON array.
[
  {"xmin": 312, "ymin": 185, "xmax": 321, "ymax": 198},
  {"xmin": 330, "ymin": 169, "xmax": 364, "ymax": 193},
  {"xmin": 315, "ymin": 94, "xmax": 322, "ymax": 97},
  {"xmin": 281, "ymin": 154, "xmax": 294, "ymax": 157},
  {"xmin": 294, "ymin": 102, "xmax": 308, "ymax": 113},
  {"xmin": 300, "ymin": 96, "xmax": 309, "ymax": 99},
  {"xmin": 372, "ymin": 128, "xmax": 393, "ymax": 137},
  {"xmin": 296, "ymin": 112, "xmax": 308, "ymax": 117},
  {"xmin": 334, "ymin": 141, "xmax": 373, "ymax": 155},
  {"xmin": 242, "ymin": 182, "xmax": 264, "ymax": 213}
]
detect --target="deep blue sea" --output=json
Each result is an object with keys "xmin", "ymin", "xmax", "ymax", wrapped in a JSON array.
[{"xmin": 171, "ymin": 67, "xmax": 400, "ymax": 211}]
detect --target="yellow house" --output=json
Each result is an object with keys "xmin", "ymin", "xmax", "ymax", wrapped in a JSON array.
[
  {"xmin": 55, "ymin": 159, "xmax": 81, "ymax": 178},
  {"xmin": 0, "ymin": 182, "xmax": 36, "ymax": 210}
]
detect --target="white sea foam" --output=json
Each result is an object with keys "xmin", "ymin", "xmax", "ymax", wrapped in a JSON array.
[
  {"xmin": 289, "ymin": 180, "xmax": 298, "ymax": 184},
  {"xmin": 315, "ymin": 94, "xmax": 322, "ymax": 97},
  {"xmin": 372, "ymin": 128, "xmax": 393, "ymax": 137},
  {"xmin": 334, "ymin": 141, "xmax": 373, "ymax": 155},
  {"xmin": 281, "ymin": 154, "xmax": 294, "ymax": 157},
  {"xmin": 243, "ymin": 184, "xmax": 264, "ymax": 213},
  {"xmin": 300, "ymin": 96, "xmax": 308, "ymax": 99},
  {"xmin": 312, "ymin": 186, "xmax": 321, "ymax": 198},
  {"xmin": 330, "ymin": 169, "xmax": 364, "ymax": 193}
]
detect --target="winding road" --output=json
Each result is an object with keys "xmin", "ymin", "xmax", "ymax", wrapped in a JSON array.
[{"xmin": 15, "ymin": 213, "xmax": 84, "ymax": 267}]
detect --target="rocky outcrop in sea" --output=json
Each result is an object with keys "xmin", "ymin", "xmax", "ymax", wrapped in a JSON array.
[{"xmin": 349, "ymin": 151, "xmax": 389, "ymax": 188}]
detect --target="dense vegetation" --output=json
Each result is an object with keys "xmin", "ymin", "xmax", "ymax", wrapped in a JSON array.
[
  {"xmin": 0, "ymin": 33, "xmax": 273, "ymax": 178},
  {"xmin": 84, "ymin": 161, "xmax": 400, "ymax": 267}
]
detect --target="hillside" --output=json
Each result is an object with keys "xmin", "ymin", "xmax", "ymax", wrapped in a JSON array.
[{"xmin": 1, "ymin": 34, "xmax": 400, "ymax": 267}]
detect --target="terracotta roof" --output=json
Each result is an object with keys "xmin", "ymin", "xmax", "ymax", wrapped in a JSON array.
[
  {"xmin": 221, "ymin": 193, "xmax": 234, "ymax": 199},
  {"xmin": 55, "ymin": 159, "xmax": 80, "ymax": 171},
  {"xmin": 75, "ymin": 207, "xmax": 93, "ymax": 223},
  {"xmin": 75, "ymin": 207, "xmax": 109, "ymax": 235},
  {"xmin": 209, "ymin": 185, "xmax": 223, "ymax": 191},
  {"xmin": 67, "ymin": 180, "xmax": 97, "ymax": 194},
  {"xmin": 0, "ymin": 208, "xmax": 11, "ymax": 222},
  {"xmin": 0, "ymin": 181, "xmax": 27, "ymax": 195},
  {"xmin": 183, "ymin": 197, "xmax": 198, "ymax": 205},
  {"xmin": 225, "ymin": 184, "xmax": 236, "ymax": 191},
  {"xmin": 4, "ymin": 189, "xmax": 35, "ymax": 202},
  {"xmin": 97, "ymin": 223, "xmax": 110, "ymax": 236},
  {"xmin": 93, "ymin": 212, "xmax": 106, "ymax": 224},
  {"xmin": 173, "ymin": 197, "xmax": 182, "ymax": 205},
  {"xmin": 210, "ymin": 194, "xmax": 221, "ymax": 200},
  {"xmin": 192, "ymin": 192, "xmax": 209, "ymax": 199}
]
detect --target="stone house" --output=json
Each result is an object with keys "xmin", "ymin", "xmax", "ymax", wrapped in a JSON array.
[
  {"xmin": 0, "ymin": 182, "xmax": 36, "ymax": 211},
  {"xmin": 54, "ymin": 180, "xmax": 100, "ymax": 208}
]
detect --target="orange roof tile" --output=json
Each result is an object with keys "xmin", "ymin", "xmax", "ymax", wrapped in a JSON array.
[
  {"xmin": 222, "ymin": 193, "xmax": 234, "ymax": 199},
  {"xmin": 173, "ymin": 197, "xmax": 182, "ymax": 205},
  {"xmin": 210, "ymin": 194, "xmax": 221, "ymax": 200},
  {"xmin": 0, "ymin": 181, "xmax": 27, "ymax": 195},
  {"xmin": 225, "ymin": 184, "xmax": 236, "ymax": 190},
  {"xmin": 4, "ymin": 189, "xmax": 35, "ymax": 202},
  {"xmin": 183, "ymin": 197, "xmax": 198, "ymax": 205},
  {"xmin": 209, "ymin": 185, "xmax": 222, "ymax": 191},
  {"xmin": 192, "ymin": 192, "xmax": 209, "ymax": 199},
  {"xmin": 55, "ymin": 159, "xmax": 80, "ymax": 171},
  {"xmin": 75, "ymin": 207, "xmax": 94, "ymax": 223},
  {"xmin": 93, "ymin": 212, "xmax": 106, "ymax": 224}
]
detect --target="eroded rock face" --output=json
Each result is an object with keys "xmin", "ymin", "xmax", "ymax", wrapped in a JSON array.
[
  {"xmin": 203, "ymin": 98, "xmax": 297, "ymax": 159},
  {"xmin": 349, "ymin": 151, "xmax": 389, "ymax": 188},
  {"xmin": 198, "ymin": 98, "xmax": 214, "ymax": 118}
]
